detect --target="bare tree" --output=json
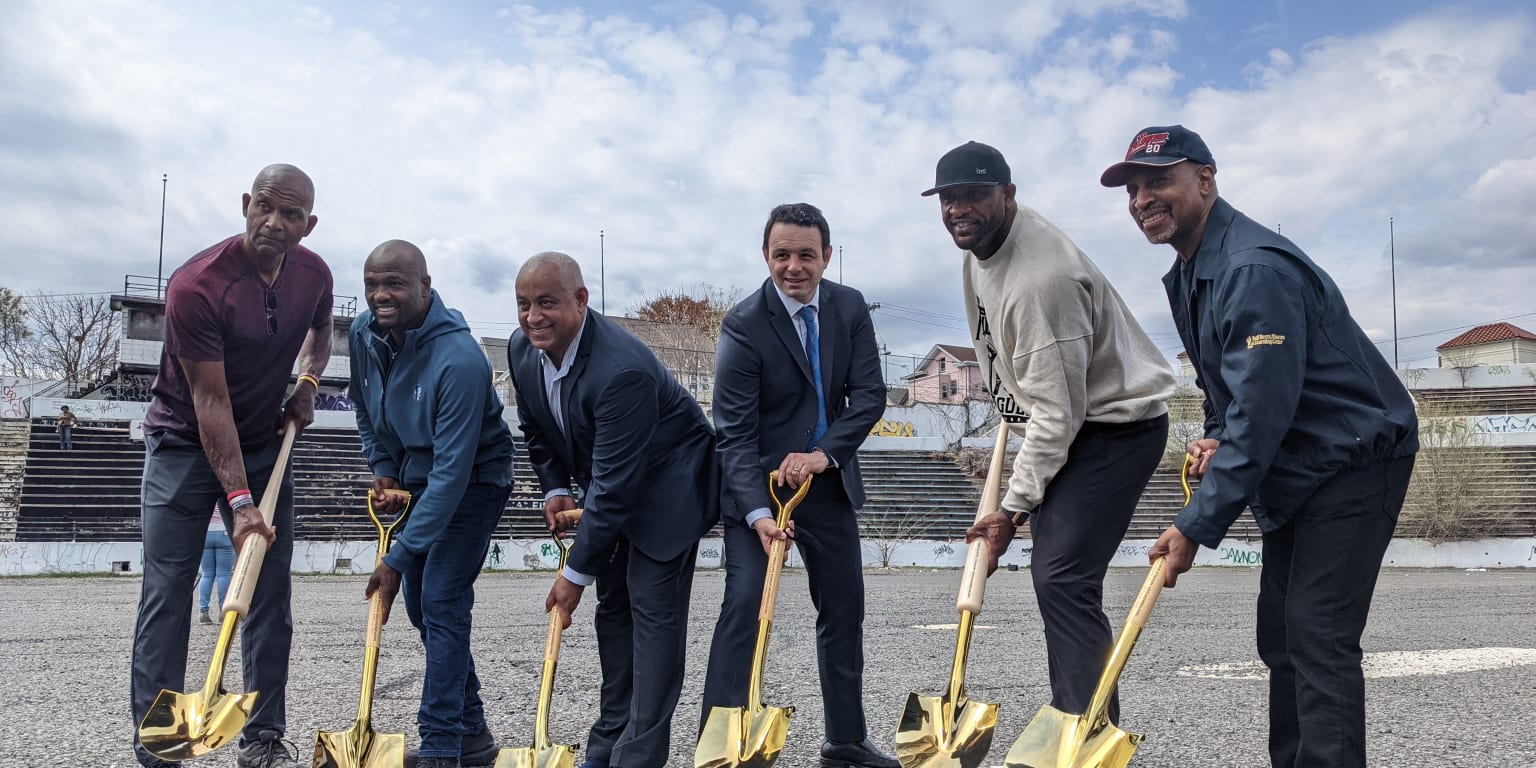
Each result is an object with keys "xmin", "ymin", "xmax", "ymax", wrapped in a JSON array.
[
  {"xmin": 1400, "ymin": 395, "xmax": 1516, "ymax": 542},
  {"xmin": 25, "ymin": 294, "xmax": 121, "ymax": 392},
  {"xmin": 917, "ymin": 387, "xmax": 997, "ymax": 451},
  {"xmin": 1440, "ymin": 348, "xmax": 1480, "ymax": 387},
  {"xmin": 859, "ymin": 503, "xmax": 945, "ymax": 568},
  {"xmin": 1164, "ymin": 382, "xmax": 1207, "ymax": 468},
  {"xmin": 0, "ymin": 287, "xmax": 30, "ymax": 376}
]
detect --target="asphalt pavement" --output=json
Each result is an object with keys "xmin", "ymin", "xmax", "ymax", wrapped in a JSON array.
[{"xmin": 2, "ymin": 566, "xmax": 1532, "ymax": 767}]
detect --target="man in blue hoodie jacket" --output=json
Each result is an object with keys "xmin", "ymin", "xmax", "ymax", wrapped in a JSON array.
[{"xmin": 350, "ymin": 240, "xmax": 515, "ymax": 768}]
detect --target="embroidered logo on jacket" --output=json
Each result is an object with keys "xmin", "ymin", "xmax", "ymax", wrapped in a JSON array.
[
  {"xmin": 413, "ymin": 385, "xmax": 424, "ymax": 402},
  {"xmin": 1246, "ymin": 333, "xmax": 1286, "ymax": 349}
]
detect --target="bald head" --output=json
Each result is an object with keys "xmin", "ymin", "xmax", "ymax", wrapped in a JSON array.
[
  {"xmin": 516, "ymin": 251, "xmax": 589, "ymax": 365},
  {"xmin": 252, "ymin": 164, "xmax": 316, "ymax": 210},
  {"xmin": 363, "ymin": 239, "xmax": 433, "ymax": 342},
  {"xmin": 366, "ymin": 239, "xmax": 428, "ymax": 276},
  {"xmin": 242, "ymin": 164, "xmax": 319, "ymax": 262},
  {"xmin": 518, "ymin": 251, "xmax": 586, "ymax": 292}
]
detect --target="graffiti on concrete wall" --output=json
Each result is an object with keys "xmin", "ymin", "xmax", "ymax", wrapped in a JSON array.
[
  {"xmin": 0, "ymin": 379, "xmax": 24, "ymax": 418},
  {"xmin": 104, "ymin": 374, "xmax": 155, "ymax": 402},
  {"xmin": 869, "ymin": 419, "xmax": 916, "ymax": 437},
  {"xmin": 315, "ymin": 392, "xmax": 355, "ymax": 411},
  {"xmin": 1473, "ymin": 414, "xmax": 1536, "ymax": 433}
]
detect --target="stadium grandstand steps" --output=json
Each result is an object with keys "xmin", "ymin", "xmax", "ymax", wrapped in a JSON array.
[
  {"xmin": 14, "ymin": 423, "xmax": 550, "ymax": 542},
  {"xmin": 14, "ymin": 422, "xmax": 1536, "ymax": 545},
  {"xmin": 1411, "ymin": 387, "xmax": 1536, "ymax": 415}
]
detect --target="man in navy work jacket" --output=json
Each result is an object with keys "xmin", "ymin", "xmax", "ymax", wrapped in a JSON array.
[
  {"xmin": 700, "ymin": 202, "xmax": 896, "ymax": 768},
  {"xmin": 507, "ymin": 251, "xmax": 718, "ymax": 768},
  {"xmin": 351, "ymin": 240, "xmax": 514, "ymax": 768},
  {"xmin": 1102, "ymin": 125, "xmax": 1419, "ymax": 768}
]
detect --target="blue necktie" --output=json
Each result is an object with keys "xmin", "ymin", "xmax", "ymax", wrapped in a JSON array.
[{"xmin": 798, "ymin": 305, "xmax": 828, "ymax": 447}]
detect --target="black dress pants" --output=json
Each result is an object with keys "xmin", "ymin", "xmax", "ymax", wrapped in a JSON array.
[
  {"xmin": 1026, "ymin": 415, "xmax": 1168, "ymax": 723},
  {"xmin": 1257, "ymin": 456, "xmax": 1413, "ymax": 768}
]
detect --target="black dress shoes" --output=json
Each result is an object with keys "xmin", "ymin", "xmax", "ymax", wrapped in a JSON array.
[{"xmin": 820, "ymin": 737, "xmax": 899, "ymax": 768}]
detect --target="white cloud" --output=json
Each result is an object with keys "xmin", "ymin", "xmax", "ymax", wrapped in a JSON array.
[{"xmin": 0, "ymin": 0, "xmax": 1530, "ymax": 376}]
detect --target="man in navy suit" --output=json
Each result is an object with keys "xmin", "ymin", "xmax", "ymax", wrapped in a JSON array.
[
  {"xmin": 507, "ymin": 251, "xmax": 719, "ymax": 768},
  {"xmin": 700, "ymin": 203, "xmax": 895, "ymax": 768}
]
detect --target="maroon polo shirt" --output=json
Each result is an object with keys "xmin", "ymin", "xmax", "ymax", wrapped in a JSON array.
[{"xmin": 144, "ymin": 235, "xmax": 334, "ymax": 447}]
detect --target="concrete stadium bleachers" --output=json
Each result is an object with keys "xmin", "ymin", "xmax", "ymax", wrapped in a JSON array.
[
  {"xmin": 12, "ymin": 420, "xmax": 1536, "ymax": 544},
  {"xmin": 14, "ymin": 422, "xmax": 550, "ymax": 542},
  {"xmin": 1411, "ymin": 386, "xmax": 1536, "ymax": 415},
  {"xmin": 845, "ymin": 450, "xmax": 1262, "ymax": 541}
]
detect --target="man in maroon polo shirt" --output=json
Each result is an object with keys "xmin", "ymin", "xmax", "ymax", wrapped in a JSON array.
[{"xmin": 131, "ymin": 164, "xmax": 334, "ymax": 768}]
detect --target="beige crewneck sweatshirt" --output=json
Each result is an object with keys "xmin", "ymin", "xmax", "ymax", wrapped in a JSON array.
[{"xmin": 963, "ymin": 206, "xmax": 1176, "ymax": 513}]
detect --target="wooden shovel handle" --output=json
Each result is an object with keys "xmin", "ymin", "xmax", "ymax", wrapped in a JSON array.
[
  {"xmin": 543, "ymin": 606, "xmax": 564, "ymax": 662},
  {"xmin": 759, "ymin": 472, "xmax": 811, "ymax": 622},
  {"xmin": 1127, "ymin": 558, "xmax": 1167, "ymax": 630},
  {"xmin": 956, "ymin": 427, "xmax": 1011, "ymax": 614},
  {"xmin": 222, "ymin": 422, "xmax": 298, "ymax": 617},
  {"xmin": 362, "ymin": 488, "xmax": 413, "ymax": 649}
]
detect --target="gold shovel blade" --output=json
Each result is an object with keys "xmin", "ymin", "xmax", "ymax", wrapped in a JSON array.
[
  {"xmin": 313, "ymin": 724, "xmax": 405, "ymax": 768},
  {"xmin": 695, "ymin": 704, "xmax": 794, "ymax": 768},
  {"xmin": 494, "ymin": 743, "xmax": 579, "ymax": 768},
  {"xmin": 138, "ymin": 687, "xmax": 258, "ymax": 761},
  {"xmin": 894, "ymin": 690, "xmax": 998, "ymax": 768},
  {"xmin": 1004, "ymin": 705, "xmax": 1141, "ymax": 768}
]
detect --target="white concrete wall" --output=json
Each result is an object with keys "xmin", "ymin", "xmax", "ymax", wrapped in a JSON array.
[
  {"xmin": 3, "ymin": 536, "xmax": 1531, "ymax": 576},
  {"xmin": 116, "ymin": 338, "xmax": 351, "ymax": 379}
]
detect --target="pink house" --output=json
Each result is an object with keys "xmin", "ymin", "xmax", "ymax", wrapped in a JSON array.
[{"xmin": 904, "ymin": 344, "xmax": 987, "ymax": 404}]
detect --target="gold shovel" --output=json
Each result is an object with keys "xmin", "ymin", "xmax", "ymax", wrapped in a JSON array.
[
  {"xmin": 495, "ymin": 507, "xmax": 585, "ymax": 768},
  {"xmin": 695, "ymin": 472, "xmax": 814, "ymax": 768},
  {"xmin": 138, "ymin": 421, "xmax": 299, "ymax": 761},
  {"xmin": 1003, "ymin": 458, "xmax": 1190, "ymax": 768},
  {"xmin": 894, "ymin": 426, "xmax": 1010, "ymax": 768},
  {"xmin": 313, "ymin": 487, "xmax": 414, "ymax": 768}
]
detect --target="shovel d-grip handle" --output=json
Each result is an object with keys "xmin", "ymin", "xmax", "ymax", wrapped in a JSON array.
[
  {"xmin": 761, "ymin": 472, "xmax": 812, "ymax": 622},
  {"xmin": 222, "ymin": 422, "xmax": 299, "ymax": 617},
  {"xmin": 364, "ymin": 488, "xmax": 413, "ymax": 649},
  {"xmin": 956, "ymin": 427, "xmax": 1011, "ymax": 614}
]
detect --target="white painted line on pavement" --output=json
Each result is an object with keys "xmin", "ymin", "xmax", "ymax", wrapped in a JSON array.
[
  {"xmin": 1177, "ymin": 647, "xmax": 1536, "ymax": 680},
  {"xmin": 911, "ymin": 623, "xmax": 998, "ymax": 630}
]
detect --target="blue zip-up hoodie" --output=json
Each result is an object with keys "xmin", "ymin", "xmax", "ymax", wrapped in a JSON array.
[
  {"xmin": 1164, "ymin": 198, "xmax": 1418, "ymax": 548},
  {"xmin": 349, "ymin": 290, "xmax": 514, "ymax": 570}
]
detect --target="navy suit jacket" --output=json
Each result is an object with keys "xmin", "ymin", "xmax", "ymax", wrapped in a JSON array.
[
  {"xmin": 508, "ymin": 310, "xmax": 720, "ymax": 576},
  {"xmin": 714, "ymin": 278, "xmax": 886, "ymax": 521}
]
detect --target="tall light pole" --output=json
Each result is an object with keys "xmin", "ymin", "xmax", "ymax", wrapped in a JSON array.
[
  {"xmin": 599, "ymin": 229, "xmax": 606, "ymax": 315},
  {"xmin": 1390, "ymin": 217, "xmax": 1399, "ymax": 369},
  {"xmin": 838, "ymin": 244, "xmax": 843, "ymax": 284},
  {"xmin": 156, "ymin": 173, "xmax": 168, "ymax": 298}
]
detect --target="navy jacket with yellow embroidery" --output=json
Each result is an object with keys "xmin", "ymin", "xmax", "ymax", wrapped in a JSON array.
[{"xmin": 1163, "ymin": 198, "xmax": 1418, "ymax": 548}]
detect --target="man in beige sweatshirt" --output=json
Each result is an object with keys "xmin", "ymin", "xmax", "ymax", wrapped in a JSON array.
[{"xmin": 922, "ymin": 141, "xmax": 1176, "ymax": 724}]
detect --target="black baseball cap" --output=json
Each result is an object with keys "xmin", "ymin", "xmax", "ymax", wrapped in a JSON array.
[
  {"xmin": 921, "ymin": 141, "xmax": 1011, "ymax": 196},
  {"xmin": 1099, "ymin": 125, "xmax": 1216, "ymax": 187}
]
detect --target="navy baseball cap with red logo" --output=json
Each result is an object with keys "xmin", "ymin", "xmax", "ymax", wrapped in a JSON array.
[{"xmin": 1099, "ymin": 125, "xmax": 1216, "ymax": 187}]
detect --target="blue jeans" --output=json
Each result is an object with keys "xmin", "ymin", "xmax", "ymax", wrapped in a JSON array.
[
  {"xmin": 131, "ymin": 431, "xmax": 295, "ymax": 767},
  {"xmin": 198, "ymin": 529, "xmax": 234, "ymax": 612},
  {"xmin": 400, "ymin": 481, "xmax": 509, "ymax": 758}
]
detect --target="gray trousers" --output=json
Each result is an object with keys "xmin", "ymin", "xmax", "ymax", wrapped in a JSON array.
[
  {"xmin": 131, "ymin": 431, "xmax": 294, "ymax": 767},
  {"xmin": 1027, "ymin": 415, "xmax": 1168, "ymax": 723}
]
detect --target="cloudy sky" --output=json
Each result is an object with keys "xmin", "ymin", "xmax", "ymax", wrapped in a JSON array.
[{"xmin": 2, "ymin": 0, "xmax": 1532, "ymax": 377}]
